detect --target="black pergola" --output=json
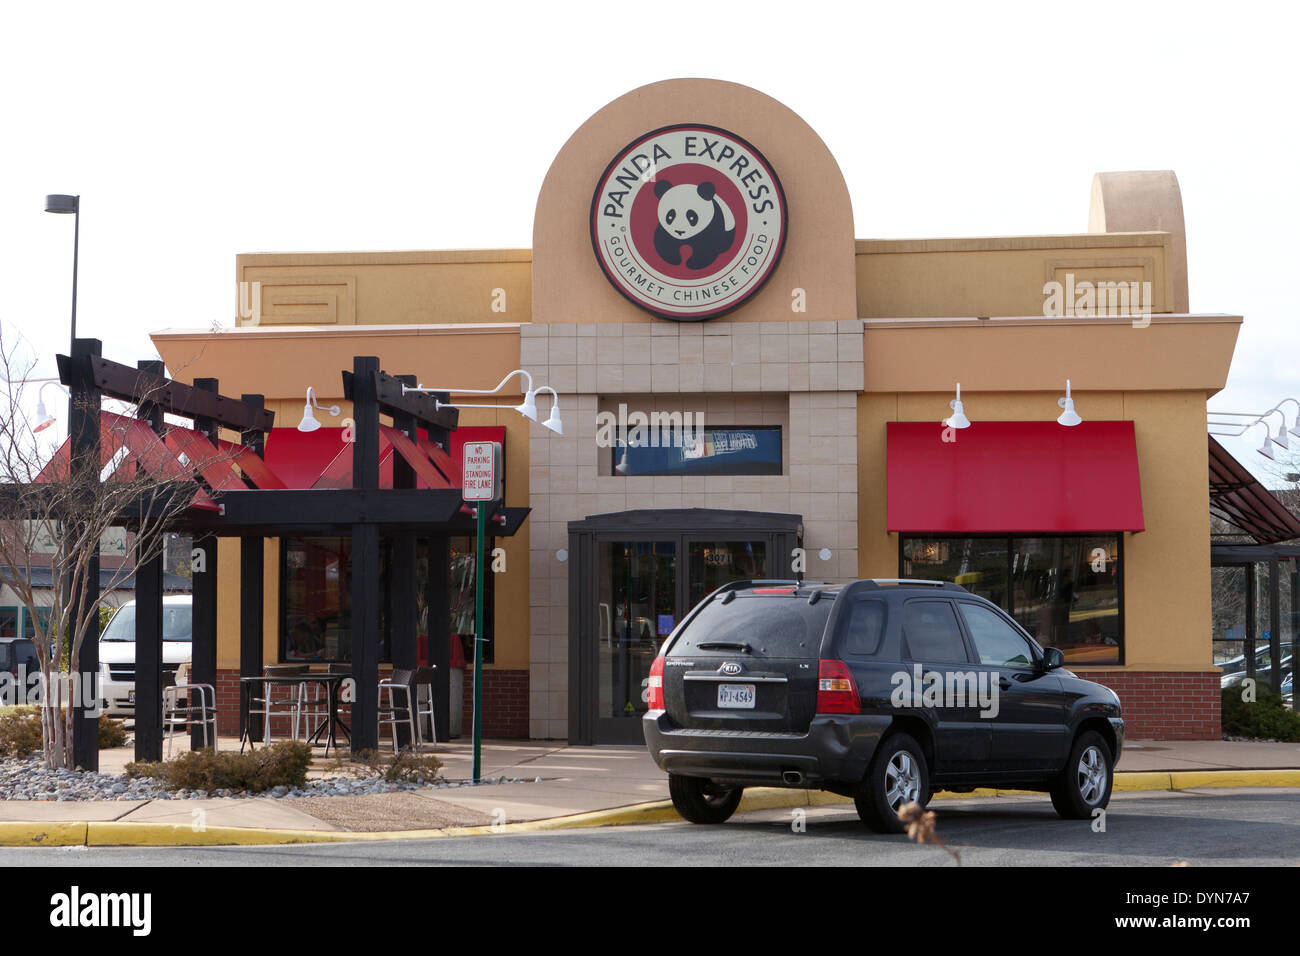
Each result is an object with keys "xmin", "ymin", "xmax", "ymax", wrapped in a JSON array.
[
  {"xmin": 1208, "ymin": 435, "xmax": 1300, "ymax": 702},
  {"xmin": 51, "ymin": 341, "xmax": 527, "ymax": 769}
]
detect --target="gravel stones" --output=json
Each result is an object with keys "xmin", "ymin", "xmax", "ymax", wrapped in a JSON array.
[{"xmin": 0, "ymin": 756, "xmax": 530, "ymax": 802}]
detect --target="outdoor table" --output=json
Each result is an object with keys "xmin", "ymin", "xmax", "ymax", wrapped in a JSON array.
[{"xmin": 240, "ymin": 673, "xmax": 351, "ymax": 757}]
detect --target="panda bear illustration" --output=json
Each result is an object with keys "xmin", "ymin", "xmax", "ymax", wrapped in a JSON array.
[{"xmin": 653, "ymin": 179, "xmax": 737, "ymax": 270}]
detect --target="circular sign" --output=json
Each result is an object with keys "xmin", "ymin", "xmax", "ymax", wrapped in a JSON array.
[{"xmin": 590, "ymin": 124, "xmax": 787, "ymax": 321}]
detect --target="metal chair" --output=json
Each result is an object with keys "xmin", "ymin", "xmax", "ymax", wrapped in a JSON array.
[
  {"xmin": 242, "ymin": 664, "xmax": 307, "ymax": 750},
  {"xmin": 162, "ymin": 661, "xmax": 218, "ymax": 758},
  {"xmin": 411, "ymin": 665, "xmax": 438, "ymax": 749},
  {"xmin": 378, "ymin": 667, "xmax": 438, "ymax": 752},
  {"xmin": 378, "ymin": 668, "xmax": 417, "ymax": 752}
]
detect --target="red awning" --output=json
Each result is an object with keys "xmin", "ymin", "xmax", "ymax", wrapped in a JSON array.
[
  {"xmin": 886, "ymin": 420, "xmax": 1145, "ymax": 533},
  {"xmin": 263, "ymin": 428, "xmax": 349, "ymax": 490}
]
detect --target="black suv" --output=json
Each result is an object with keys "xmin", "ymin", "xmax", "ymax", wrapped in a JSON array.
[{"xmin": 643, "ymin": 579, "xmax": 1124, "ymax": 832}]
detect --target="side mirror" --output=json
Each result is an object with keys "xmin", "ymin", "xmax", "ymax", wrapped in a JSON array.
[{"xmin": 1042, "ymin": 646, "xmax": 1065, "ymax": 671}]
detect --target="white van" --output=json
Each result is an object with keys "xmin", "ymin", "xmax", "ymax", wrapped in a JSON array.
[{"xmin": 98, "ymin": 596, "xmax": 193, "ymax": 717}]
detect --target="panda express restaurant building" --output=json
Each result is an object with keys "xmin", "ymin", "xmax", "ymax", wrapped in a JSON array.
[{"xmin": 151, "ymin": 78, "xmax": 1248, "ymax": 745}]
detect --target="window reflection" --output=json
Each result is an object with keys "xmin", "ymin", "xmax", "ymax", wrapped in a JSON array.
[{"xmin": 902, "ymin": 535, "xmax": 1121, "ymax": 665}]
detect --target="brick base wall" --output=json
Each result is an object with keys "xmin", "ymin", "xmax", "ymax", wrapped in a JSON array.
[
  {"xmin": 1082, "ymin": 670, "xmax": 1220, "ymax": 740},
  {"xmin": 215, "ymin": 669, "xmax": 241, "ymax": 737},
  {"xmin": 462, "ymin": 668, "xmax": 529, "ymax": 739},
  {"xmin": 214, "ymin": 667, "xmax": 530, "ymax": 741}
]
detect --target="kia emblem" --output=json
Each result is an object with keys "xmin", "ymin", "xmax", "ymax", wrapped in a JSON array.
[{"xmin": 720, "ymin": 662, "xmax": 743, "ymax": 676}]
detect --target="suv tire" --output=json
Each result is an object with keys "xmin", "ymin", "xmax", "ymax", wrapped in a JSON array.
[
  {"xmin": 1050, "ymin": 730, "xmax": 1113, "ymax": 819},
  {"xmin": 855, "ymin": 732, "xmax": 929, "ymax": 833},
  {"xmin": 668, "ymin": 774, "xmax": 744, "ymax": 824}
]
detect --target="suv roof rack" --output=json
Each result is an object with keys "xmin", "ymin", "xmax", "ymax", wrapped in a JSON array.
[
  {"xmin": 715, "ymin": 580, "xmax": 832, "ymax": 593},
  {"xmin": 847, "ymin": 578, "xmax": 970, "ymax": 593}
]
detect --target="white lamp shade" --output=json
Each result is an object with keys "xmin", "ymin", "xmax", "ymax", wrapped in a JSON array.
[
  {"xmin": 515, "ymin": 390, "xmax": 538, "ymax": 422},
  {"xmin": 543, "ymin": 405, "xmax": 563, "ymax": 435},
  {"xmin": 1057, "ymin": 380, "xmax": 1083, "ymax": 426},
  {"xmin": 297, "ymin": 403, "xmax": 322, "ymax": 432},
  {"xmin": 32, "ymin": 400, "xmax": 55, "ymax": 434},
  {"xmin": 944, "ymin": 398, "xmax": 971, "ymax": 429},
  {"xmin": 1057, "ymin": 400, "xmax": 1083, "ymax": 427}
]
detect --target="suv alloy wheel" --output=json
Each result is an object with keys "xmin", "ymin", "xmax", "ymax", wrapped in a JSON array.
[
  {"xmin": 1049, "ymin": 730, "xmax": 1113, "ymax": 819},
  {"xmin": 855, "ymin": 732, "xmax": 930, "ymax": 833},
  {"xmin": 668, "ymin": 773, "xmax": 744, "ymax": 824}
]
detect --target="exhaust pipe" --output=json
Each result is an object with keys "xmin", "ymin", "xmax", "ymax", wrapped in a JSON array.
[{"xmin": 782, "ymin": 770, "xmax": 804, "ymax": 786}]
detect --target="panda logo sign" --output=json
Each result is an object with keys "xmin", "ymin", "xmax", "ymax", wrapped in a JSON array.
[{"xmin": 590, "ymin": 124, "xmax": 787, "ymax": 321}]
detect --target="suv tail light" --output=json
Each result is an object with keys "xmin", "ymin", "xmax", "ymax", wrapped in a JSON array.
[
  {"xmin": 648, "ymin": 656, "xmax": 666, "ymax": 710},
  {"xmin": 816, "ymin": 659, "xmax": 860, "ymax": 714}
]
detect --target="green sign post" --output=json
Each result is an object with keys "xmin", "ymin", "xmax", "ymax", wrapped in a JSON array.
[
  {"xmin": 462, "ymin": 440, "xmax": 501, "ymax": 785},
  {"xmin": 473, "ymin": 500, "xmax": 486, "ymax": 784}
]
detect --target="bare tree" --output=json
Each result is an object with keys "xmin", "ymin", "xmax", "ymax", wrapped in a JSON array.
[{"xmin": 0, "ymin": 325, "xmax": 230, "ymax": 768}]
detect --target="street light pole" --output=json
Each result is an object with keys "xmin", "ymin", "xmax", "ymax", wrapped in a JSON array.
[{"xmin": 44, "ymin": 194, "xmax": 81, "ymax": 352}]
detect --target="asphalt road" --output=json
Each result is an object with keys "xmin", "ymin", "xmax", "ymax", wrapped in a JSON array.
[{"xmin": 2, "ymin": 787, "xmax": 1298, "ymax": 867}]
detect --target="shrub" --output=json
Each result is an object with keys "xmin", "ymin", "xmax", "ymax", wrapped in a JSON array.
[
  {"xmin": 0, "ymin": 706, "xmax": 43, "ymax": 757},
  {"xmin": 0, "ymin": 707, "xmax": 124, "ymax": 757},
  {"xmin": 1221, "ymin": 686, "xmax": 1300, "ymax": 742},
  {"xmin": 126, "ymin": 741, "xmax": 313, "ymax": 793},
  {"xmin": 383, "ymin": 750, "xmax": 443, "ymax": 784},
  {"xmin": 98, "ymin": 714, "xmax": 128, "ymax": 749}
]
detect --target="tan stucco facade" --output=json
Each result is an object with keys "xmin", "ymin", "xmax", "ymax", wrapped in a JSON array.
[{"xmin": 152, "ymin": 78, "xmax": 1242, "ymax": 740}]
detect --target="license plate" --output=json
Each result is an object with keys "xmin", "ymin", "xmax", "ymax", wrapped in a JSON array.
[
  {"xmin": 717, "ymin": 684, "xmax": 756, "ymax": 709},
  {"xmin": 126, "ymin": 690, "xmax": 135, "ymax": 704}
]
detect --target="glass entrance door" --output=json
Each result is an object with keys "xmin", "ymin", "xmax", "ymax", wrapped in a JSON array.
[
  {"xmin": 687, "ymin": 538, "xmax": 769, "ymax": 609},
  {"xmin": 596, "ymin": 540, "xmax": 676, "ymax": 741},
  {"xmin": 569, "ymin": 510, "xmax": 802, "ymax": 745},
  {"xmin": 591, "ymin": 535, "xmax": 775, "ymax": 743}
]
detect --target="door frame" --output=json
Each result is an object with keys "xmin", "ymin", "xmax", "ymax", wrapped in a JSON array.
[{"xmin": 567, "ymin": 509, "xmax": 802, "ymax": 745}]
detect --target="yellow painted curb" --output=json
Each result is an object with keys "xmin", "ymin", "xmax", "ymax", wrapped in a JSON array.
[
  {"xmin": 0, "ymin": 822, "xmax": 88, "ymax": 846},
  {"xmin": 85, "ymin": 822, "xmax": 357, "ymax": 847},
  {"xmin": 3, "ymin": 769, "xmax": 1299, "ymax": 847},
  {"xmin": 1169, "ymin": 769, "xmax": 1300, "ymax": 790},
  {"xmin": 1115, "ymin": 772, "xmax": 1174, "ymax": 792}
]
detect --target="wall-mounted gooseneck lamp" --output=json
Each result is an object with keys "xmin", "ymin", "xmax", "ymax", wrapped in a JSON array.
[
  {"xmin": 943, "ymin": 383, "xmax": 971, "ymax": 429},
  {"xmin": 33, "ymin": 381, "xmax": 68, "ymax": 434},
  {"xmin": 297, "ymin": 387, "xmax": 341, "ymax": 433},
  {"xmin": 1208, "ymin": 399, "xmax": 1300, "ymax": 460},
  {"xmin": 402, "ymin": 369, "xmax": 562, "ymax": 434},
  {"xmin": 1057, "ymin": 380, "xmax": 1083, "ymax": 427}
]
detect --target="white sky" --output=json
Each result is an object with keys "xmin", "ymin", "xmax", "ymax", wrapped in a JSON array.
[{"xmin": 2, "ymin": 0, "xmax": 1296, "ymax": 484}]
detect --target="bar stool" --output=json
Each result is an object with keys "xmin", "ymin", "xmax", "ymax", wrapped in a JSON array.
[
  {"xmin": 378, "ymin": 668, "xmax": 417, "ymax": 752},
  {"xmin": 243, "ymin": 664, "xmax": 306, "ymax": 749},
  {"xmin": 162, "ymin": 661, "xmax": 218, "ymax": 758}
]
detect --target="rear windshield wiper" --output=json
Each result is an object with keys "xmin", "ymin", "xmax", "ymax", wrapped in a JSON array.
[{"xmin": 694, "ymin": 641, "xmax": 752, "ymax": 653}]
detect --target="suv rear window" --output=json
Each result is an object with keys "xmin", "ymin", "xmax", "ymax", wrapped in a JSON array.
[
  {"xmin": 838, "ymin": 599, "xmax": 887, "ymax": 657},
  {"xmin": 669, "ymin": 594, "xmax": 832, "ymax": 659}
]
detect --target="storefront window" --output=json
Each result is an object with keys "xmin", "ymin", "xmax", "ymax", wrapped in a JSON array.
[
  {"xmin": 902, "ymin": 535, "xmax": 1122, "ymax": 665},
  {"xmin": 613, "ymin": 425, "xmax": 781, "ymax": 477},
  {"xmin": 0, "ymin": 607, "xmax": 17, "ymax": 638},
  {"xmin": 449, "ymin": 535, "xmax": 494, "ymax": 665},
  {"xmin": 21, "ymin": 607, "xmax": 51, "ymax": 640},
  {"xmin": 282, "ymin": 537, "xmax": 354, "ymax": 662}
]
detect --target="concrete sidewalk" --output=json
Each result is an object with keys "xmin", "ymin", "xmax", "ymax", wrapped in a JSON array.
[{"xmin": 2, "ymin": 738, "xmax": 1299, "ymax": 843}]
